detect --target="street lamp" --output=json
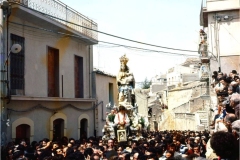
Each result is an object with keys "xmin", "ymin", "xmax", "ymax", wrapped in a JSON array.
[{"xmin": 4, "ymin": 44, "xmax": 22, "ymax": 67}]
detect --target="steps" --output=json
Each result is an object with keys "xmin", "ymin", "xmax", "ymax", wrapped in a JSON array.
[
  {"xmin": 197, "ymin": 111, "xmax": 209, "ymax": 130},
  {"xmin": 200, "ymin": 118, "xmax": 209, "ymax": 130}
]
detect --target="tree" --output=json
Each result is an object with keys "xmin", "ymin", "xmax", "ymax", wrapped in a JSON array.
[{"xmin": 141, "ymin": 77, "xmax": 152, "ymax": 89}]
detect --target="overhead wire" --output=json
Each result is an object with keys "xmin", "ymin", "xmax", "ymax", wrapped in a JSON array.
[
  {"xmin": 98, "ymin": 41, "xmax": 198, "ymax": 56},
  {"xmin": 9, "ymin": 1, "xmax": 199, "ymax": 53},
  {"xmin": 8, "ymin": 22, "xmax": 162, "ymax": 57},
  {"xmin": 9, "ymin": 21, "xmax": 198, "ymax": 57},
  {"xmin": 221, "ymin": 23, "xmax": 240, "ymax": 45}
]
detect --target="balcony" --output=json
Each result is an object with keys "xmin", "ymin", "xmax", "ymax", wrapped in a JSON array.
[
  {"xmin": 206, "ymin": 0, "xmax": 240, "ymax": 12},
  {"xmin": 200, "ymin": 0, "xmax": 240, "ymax": 27},
  {"xmin": 7, "ymin": 0, "xmax": 98, "ymax": 42}
]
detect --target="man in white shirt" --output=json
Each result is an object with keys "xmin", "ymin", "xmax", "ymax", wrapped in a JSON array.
[{"xmin": 114, "ymin": 105, "xmax": 130, "ymax": 130}]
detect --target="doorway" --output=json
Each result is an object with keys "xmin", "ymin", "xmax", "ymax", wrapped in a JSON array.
[
  {"xmin": 16, "ymin": 124, "xmax": 30, "ymax": 144},
  {"xmin": 53, "ymin": 118, "xmax": 64, "ymax": 141},
  {"xmin": 80, "ymin": 118, "xmax": 88, "ymax": 140}
]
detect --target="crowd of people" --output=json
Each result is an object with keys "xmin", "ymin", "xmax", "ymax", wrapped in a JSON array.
[
  {"xmin": 210, "ymin": 69, "xmax": 239, "ymax": 131},
  {"xmin": 1, "ymin": 128, "xmax": 239, "ymax": 160},
  {"xmin": 1, "ymin": 69, "xmax": 239, "ymax": 160}
]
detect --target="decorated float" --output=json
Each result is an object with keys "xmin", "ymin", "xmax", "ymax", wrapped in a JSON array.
[{"xmin": 102, "ymin": 54, "xmax": 149, "ymax": 142}]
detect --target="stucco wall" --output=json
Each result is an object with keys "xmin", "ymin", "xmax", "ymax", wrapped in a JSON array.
[
  {"xmin": 207, "ymin": 11, "xmax": 240, "ymax": 56},
  {"xmin": 134, "ymin": 89, "xmax": 148, "ymax": 117},
  {"xmin": 210, "ymin": 56, "xmax": 240, "ymax": 75},
  {"xmin": 167, "ymin": 66, "xmax": 198, "ymax": 86},
  {"xmin": 206, "ymin": 5, "xmax": 240, "ymax": 73},
  {"xmin": 182, "ymin": 73, "xmax": 199, "ymax": 83},
  {"xmin": 157, "ymin": 111, "xmax": 197, "ymax": 131},
  {"xmin": 151, "ymin": 84, "xmax": 166, "ymax": 93},
  {"xmin": 168, "ymin": 89, "xmax": 193, "ymax": 110},
  {"xmin": 7, "ymin": 101, "xmax": 94, "ymax": 142},
  {"xmin": 9, "ymin": 16, "xmax": 92, "ymax": 98},
  {"xmin": 94, "ymin": 74, "xmax": 118, "ymax": 136}
]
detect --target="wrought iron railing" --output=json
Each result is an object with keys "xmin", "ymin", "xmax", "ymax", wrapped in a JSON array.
[{"xmin": 6, "ymin": 0, "xmax": 98, "ymax": 41}]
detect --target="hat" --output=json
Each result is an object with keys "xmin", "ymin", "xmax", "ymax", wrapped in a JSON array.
[
  {"xmin": 231, "ymin": 120, "xmax": 240, "ymax": 129},
  {"xmin": 231, "ymin": 70, "xmax": 237, "ymax": 74}
]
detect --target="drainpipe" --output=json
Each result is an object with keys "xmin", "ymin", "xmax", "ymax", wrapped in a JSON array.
[
  {"xmin": 93, "ymin": 101, "xmax": 96, "ymax": 137},
  {"xmin": 89, "ymin": 45, "xmax": 91, "ymax": 98},
  {"xmin": 89, "ymin": 45, "xmax": 96, "ymax": 136},
  {"xmin": 6, "ymin": 12, "xmax": 9, "ymax": 104}
]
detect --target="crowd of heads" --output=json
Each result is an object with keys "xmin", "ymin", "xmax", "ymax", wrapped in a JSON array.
[
  {"xmin": 2, "ymin": 127, "xmax": 240, "ymax": 160},
  {"xmin": 210, "ymin": 69, "xmax": 239, "ymax": 128},
  {"xmin": 1, "ymin": 70, "xmax": 239, "ymax": 160},
  {"xmin": 209, "ymin": 69, "xmax": 240, "ymax": 159}
]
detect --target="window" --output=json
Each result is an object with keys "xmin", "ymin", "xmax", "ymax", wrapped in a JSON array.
[
  {"xmin": 75, "ymin": 56, "xmax": 83, "ymax": 98},
  {"xmin": 109, "ymin": 83, "xmax": 113, "ymax": 104},
  {"xmin": 48, "ymin": 47, "xmax": 59, "ymax": 97},
  {"xmin": 10, "ymin": 34, "xmax": 25, "ymax": 95},
  {"xmin": 148, "ymin": 108, "xmax": 152, "ymax": 117}
]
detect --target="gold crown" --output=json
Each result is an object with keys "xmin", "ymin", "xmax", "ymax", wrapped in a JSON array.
[{"xmin": 120, "ymin": 54, "xmax": 129, "ymax": 64}]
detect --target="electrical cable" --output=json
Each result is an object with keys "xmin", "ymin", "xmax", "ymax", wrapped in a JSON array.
[
  {"xmin": 98, "ymin": 41, "xmax": 198, "ymax": 56},
  {"xmin": 221, "ymin": 24, "xmax": 240, "ymax": 45},
  {"xmin": 9, "ymin": 1, "xmax": 199, "ymax": 53},
  {"xmin": 9, "ymin": 21, "xmax": 198, "ymax": 57}
]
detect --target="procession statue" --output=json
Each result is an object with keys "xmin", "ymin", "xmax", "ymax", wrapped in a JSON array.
[
  {"xmin": 117, "ymin": 54, "xmax": 135, "ymax": 106},
  {"xmin": 102, "ymin": 54, "xmax": 149, "ymax": 142}
]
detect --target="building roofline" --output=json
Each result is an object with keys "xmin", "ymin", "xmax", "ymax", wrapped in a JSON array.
[{"xmin": 93, "ymin": 68, "xmax": 116, "ymax": 78}]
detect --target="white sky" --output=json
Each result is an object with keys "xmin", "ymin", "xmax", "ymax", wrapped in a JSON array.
[{"xmin": 60, "ymin": 0, "xmax": 202, "ymax": 83}]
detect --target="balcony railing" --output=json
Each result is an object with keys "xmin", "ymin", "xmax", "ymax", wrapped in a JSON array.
[{"xmin": 7, "ymin": 0, "xmax": 98, "ymax": 41}]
